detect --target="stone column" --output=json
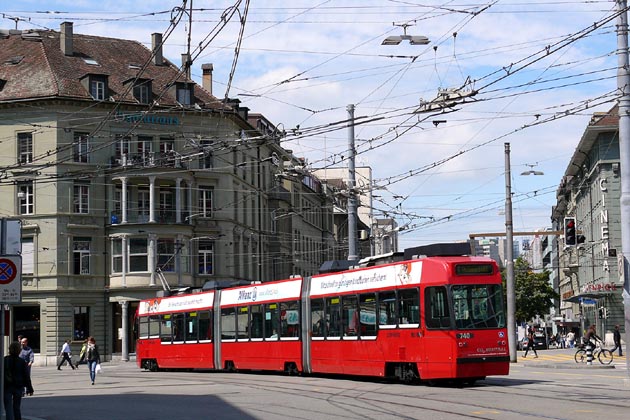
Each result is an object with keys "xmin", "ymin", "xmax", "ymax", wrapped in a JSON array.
[
  {"xmin": 176, "ymin": 178, "xmax": 182, "ymax": 223},
  {"xmin": 121, "ymin": 177, "xmax": 128, "ymax": 224},
  {"xmin": 121, "ymin": 300, "xmax": 129, "ymax": 362},
  {"xmin": 149, "ymin": 234, "xmax": 157, "ymax": 286},
  {"xmin": 121, "ymin": 234, "xmax": 128, "ymax": 288},
  {"xmin": 149, "ymin": 176, "xmax": 156, "ymax": 223}
]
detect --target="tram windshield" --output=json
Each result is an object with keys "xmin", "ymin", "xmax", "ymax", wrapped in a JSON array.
[{"xmin": 452, "ymin": 284, "xmax": 505, "ymax": 329}]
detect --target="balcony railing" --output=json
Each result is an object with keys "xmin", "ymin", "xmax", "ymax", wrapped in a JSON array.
[{"xmin": 110, "ymin": 152, "xmax": 187, "ymax": 169}]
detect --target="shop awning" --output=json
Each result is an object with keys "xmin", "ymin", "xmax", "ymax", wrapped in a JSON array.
[{"xmin": 563, "ymin": 292, "xmax": 613, "ymax": 303}]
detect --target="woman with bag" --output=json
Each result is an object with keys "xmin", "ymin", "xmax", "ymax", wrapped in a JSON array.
[{"xmin": 86, "ymin": 336, "xmax": 101, "ymax": 385}]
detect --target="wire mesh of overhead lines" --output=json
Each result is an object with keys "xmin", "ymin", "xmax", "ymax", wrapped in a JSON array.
[{"xmin": 2, "ymin": 0, "xmax": 624, "ymax": 249}]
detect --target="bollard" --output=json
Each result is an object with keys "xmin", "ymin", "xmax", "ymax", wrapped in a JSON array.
[{"xmin": 586, "ymin": 343, "xmax": 593, "ymax": 365}]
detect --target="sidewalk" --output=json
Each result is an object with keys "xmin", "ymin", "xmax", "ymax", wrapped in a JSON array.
[{"xmin": 516, "ymin": 345, "xmax": 626, "ymax": 369}]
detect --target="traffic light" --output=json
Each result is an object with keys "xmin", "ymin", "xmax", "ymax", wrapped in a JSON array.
[
  {"xmin": 598, "ymin": 307, "xmax": 607, "ymax": 319},
  {"xmin": 564, "ymin": 217, "xmax": 576, "ymax": 246}
]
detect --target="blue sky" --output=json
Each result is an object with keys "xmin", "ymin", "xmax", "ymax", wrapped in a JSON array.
[{"xmin": 2, "ymin": 1, "xmax": 622, "ymax": 249}]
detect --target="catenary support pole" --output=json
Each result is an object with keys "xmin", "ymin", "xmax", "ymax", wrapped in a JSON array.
[
  {"xmin": 616, "ymin": 0, "xmax": 630, "ymax": 376},
  {"xmin": 505, "ymin": 144, "xmax": 516, "ymax": 362},
  {"xmin": 347, "ymin": 104, "xmax": 358, "ymax": 261},
  {"xmin": 1, "ymin": 219, "xmax": 6, "ymax": 420}
]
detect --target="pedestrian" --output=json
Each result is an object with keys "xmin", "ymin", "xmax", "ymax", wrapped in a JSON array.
[
  {"xmin": 18, "ymin": 338, "xmax": 34, "ymax": 395},
  {"xmin": 86, "ymin": 336, "xmax": 101, "ymax": 385},
  {"xmin": 523, "ymin": 327, "xmax": 538, "ymax": 358},
  {"xmin": 77, "ymin": 339, "xmax": 88, "ymax": 367},
  {"xmin": 567, "ymin": 330, "xmax": 575, "ymax": 348},
  {"xmin": 18, "ymin": 339, "xmax": 34, "ymax": 373},
  {"xmin": 4, "ymin": 341, "xmax": 34, "ymax": 420},
  {"xmin": 57, "ymin": 339, "xmax": 75, "ymax": 370},
  {"xmin": 611, "ymin": 324, "xmax": 623, "ymax": 357}
]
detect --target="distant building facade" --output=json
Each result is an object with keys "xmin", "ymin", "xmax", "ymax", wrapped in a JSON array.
[
  {"xmin": 0, "ymin": 24, "xmax": 335, "ymax": 363},
  {"xmin": 553, "ymin": 107, "xmax": 623, "ymax": 336}
]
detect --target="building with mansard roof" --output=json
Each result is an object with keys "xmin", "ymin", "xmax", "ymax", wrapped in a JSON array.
[{"xmin": 0, "ymin": 23, "xmax": 335, "ymax": 364}]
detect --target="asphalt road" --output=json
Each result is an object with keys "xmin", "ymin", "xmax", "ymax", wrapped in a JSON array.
[{"xmin": 14, "ymin": 348, "xmax": 630, "ymax": 420}]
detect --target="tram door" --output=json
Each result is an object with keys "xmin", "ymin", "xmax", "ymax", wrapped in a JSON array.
[{"xmin": 422, "ymin": 286, "xmax": 454, "ymax": 378}]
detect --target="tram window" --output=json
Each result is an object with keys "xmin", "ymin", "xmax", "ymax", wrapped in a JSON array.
[
  {"xmin": 221, "ymin": 307, "xmax": 237, "ymax": 339},
  {"xmin": 425, "ymin": 286, "xmax": 452, "ymax": 329},
  {"xmin": 160, "ymin": 314, "xmax": 173, "ymax": 343},
  {"xmin": 399, "ymin": 289, "xmax": 420, "ymax": 325},
  {"xmin": 139, "ymin": 317, "xmax": 149, "ymax": 339},
  {"xmin": 359, "ymin": 293, "xmax": 377, "ymax": 336},
  {"xmin": 378, "ymin": 291, "xmax": 397, "ymax": 326},
  {"xmin": 198, "ymin": 311, "xmax": 212, "ymax": 341},
  {"xmin": 185, "ymin": 312, "xmax": 198, "ymax": 342},
  {"xmin": 250, "ymin": 304, "xmax": 264, "ymax": 339},
  {"xmin": 237, "ymin": 306, "xmax": 249, "ymax": 340},
  {"xmin": 326, "ymin": 297, "xmax": 341, "ymax": 337},
  {"xmin": 342, "ymin": 295, "xmax": 358, "ymax": 336},
  {"xmin": 149, "ymin": 315, "xmax": 160, "ymax": 338},
  {"xmin": 173, "ymin": 313, "xmax": 185, "ymax": 342},
  {"xmin": 311, "ymin": 299, "xmax": 325, "ymax": 337},
  {"xmin": 265, "ymin": 303, "xmax": 279, "ymax": 340},
  {"xmin": 452, "ymin": 284, "xmax": 505, "ymax": 329},
  {"xmin": 280, "ymin": 301, "xmax": 300, "ymax": 338}
]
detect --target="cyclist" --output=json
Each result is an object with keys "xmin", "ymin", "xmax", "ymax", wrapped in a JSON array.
[{"xmin": 585, "ymin": 325, "xmax": 602, "ymax": 351}]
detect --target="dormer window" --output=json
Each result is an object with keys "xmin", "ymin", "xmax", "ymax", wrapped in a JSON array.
[
  {"xmin": 176, "ymin": 82, "xmax": 194, "ymax": 106},
  {"xmin": 81, "ymin": 74, "xmax": 109, "ymax": 101},
  {"xmin": 91, "ymin": 78, "xmax": 105, "ymax": 100},
  {"xmin": 132, "ymin": 79, "xmax": 152, "ymax": 104}
]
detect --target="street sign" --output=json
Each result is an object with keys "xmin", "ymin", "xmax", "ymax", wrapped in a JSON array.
[{"xmin": 0, "ymin": 255, "xmax": 21, "ymax": 304}]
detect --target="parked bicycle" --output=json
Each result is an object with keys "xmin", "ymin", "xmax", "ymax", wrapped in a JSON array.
[{"xmin": 574, "ymin": 341, "xmax": 614, "ymax": 365}]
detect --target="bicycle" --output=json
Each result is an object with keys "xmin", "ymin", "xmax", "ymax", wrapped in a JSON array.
[{"xmin": 574, "ymin": 341, "xmax": 614, "ymax": 365}]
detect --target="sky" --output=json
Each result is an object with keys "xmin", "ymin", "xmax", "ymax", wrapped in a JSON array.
[{"xmin": 2, "ymin": 0, "xmax": 623, "ymax": 250}]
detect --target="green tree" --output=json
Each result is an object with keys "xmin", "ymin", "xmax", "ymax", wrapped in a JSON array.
[{"xmin": 502, "ymin": 257, "xmax": 558, "ymax": 324}]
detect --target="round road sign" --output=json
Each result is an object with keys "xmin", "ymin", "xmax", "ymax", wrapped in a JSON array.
[{"xmin": 0, "ymin": 258, "xmax": 18, "ymax": 285}]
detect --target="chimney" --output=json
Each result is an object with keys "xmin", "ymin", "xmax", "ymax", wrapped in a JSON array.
[
  {"xmin": 202, "ymin": 63, "xmax": 213, "ymax": 95},
  {"xmin": 151, "ymin": 33, "xmax": 163, "ymax": 65},
  {"xmin": 60, "ymin": 22, "xmax": 73, "ymax": 56}
]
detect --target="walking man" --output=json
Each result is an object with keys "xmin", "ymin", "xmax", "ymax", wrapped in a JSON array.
[
  {"xmin": 523, "ymin": 327, "xmax": 538, "ymax": 358},
  {"xmin": 612, "ymin": 325, "xmax": 623, "ymax": 357},
  {"xmin": 57, "ymin": 339, "xmax": 75, "ymax": 370}
]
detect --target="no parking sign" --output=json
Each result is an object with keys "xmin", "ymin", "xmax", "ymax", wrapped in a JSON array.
[{"xmin": 0, "ymin": 255, "xmax": 21, "ymax": 304}]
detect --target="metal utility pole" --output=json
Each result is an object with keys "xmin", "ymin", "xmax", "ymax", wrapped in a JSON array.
[
  {"xmin": 616, "ymin": 0, "xmax": 630, "ymax": 375},
  {"xmin": 347, "ymin": 104, "xmax": 358, "ymax": 261},
  {"xmin": 505, "ymin": 143, "xmax": 516, "ymax": 362}
]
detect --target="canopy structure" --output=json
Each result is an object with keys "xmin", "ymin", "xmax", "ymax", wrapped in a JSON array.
[{"xmin": 562, "ymin": 292, "xmax": 613, "ymax": 303}]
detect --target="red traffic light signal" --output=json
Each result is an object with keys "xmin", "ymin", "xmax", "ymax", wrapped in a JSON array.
[{"xmin": 564, "ymin": 217, "xmax": 576, "ymax": 246}]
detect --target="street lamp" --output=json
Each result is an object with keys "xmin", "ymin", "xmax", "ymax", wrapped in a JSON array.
[
  {"xmin": 382, "ymin": 23, "xmax": 430, "ymax": 46},
  {"xmin": 520, "ymin": 164, "xmax": 544, "ymax": 176}
]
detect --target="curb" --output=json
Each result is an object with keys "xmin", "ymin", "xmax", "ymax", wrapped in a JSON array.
[{"xmin": 517, "ymin": 362, "xmax": 616, "ymax": 369}]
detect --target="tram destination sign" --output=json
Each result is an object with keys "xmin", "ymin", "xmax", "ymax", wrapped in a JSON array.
[{"xmin": 0, "ymin": 255, "xmax": 21, "ymax": 304}]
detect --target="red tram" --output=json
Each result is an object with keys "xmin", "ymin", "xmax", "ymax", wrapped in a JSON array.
[{"xmin": 136, "ymin": 249, "xmax": 509, "ymax": 383}]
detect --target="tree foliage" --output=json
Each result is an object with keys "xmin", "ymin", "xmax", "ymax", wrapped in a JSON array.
[{"xmin": 503, "ymin": 257, "xmax": 559, "ymax": 324}]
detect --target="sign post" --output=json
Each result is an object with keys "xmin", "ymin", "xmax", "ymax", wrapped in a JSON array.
[{"xmin": 0, "ymin": 219, "xmax": 22, "ymax": 420}]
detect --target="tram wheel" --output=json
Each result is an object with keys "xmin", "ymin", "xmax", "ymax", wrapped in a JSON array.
[
  {"xmin": 284, "ymin": 362, "xmax": 299, "ymax": 376},
  {"xmin": 148, "ymin": 359, "xmax": 159, "ymax": 372},
  {"xmin": 225, "ymin": 361, "xmax": 236, "ymax": 373},
  {"xmin": 400, "ymin": 363, "xmax": 419, "ymax": 384}
]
